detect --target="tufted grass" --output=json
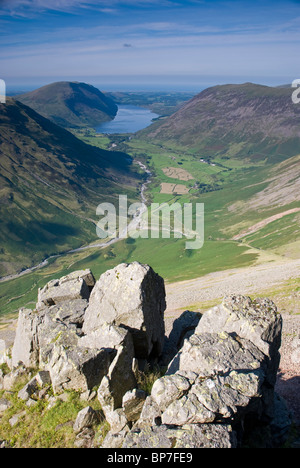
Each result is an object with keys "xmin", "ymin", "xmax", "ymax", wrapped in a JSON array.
[{"xmin": 0, "ymin": 371, "xmax": 106, "ymax": 448}]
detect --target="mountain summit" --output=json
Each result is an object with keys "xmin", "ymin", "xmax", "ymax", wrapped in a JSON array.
[{"xmin": 16, "ymin": 81, "xmax": 118, "ymax": 128}]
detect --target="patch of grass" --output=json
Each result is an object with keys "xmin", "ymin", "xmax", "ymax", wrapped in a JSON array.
[
  {"xmin": 0, "ymin": 371, "xmax": 106, "ymax": 448},
  {"xmin": 249, "ymin": 277, "xmax": 300, "ymax": 316}
]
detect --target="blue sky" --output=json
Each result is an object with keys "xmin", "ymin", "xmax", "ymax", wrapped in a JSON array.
[{"xmin": 1, "ymin": 0, "xmax": 300, "ymax": 91}]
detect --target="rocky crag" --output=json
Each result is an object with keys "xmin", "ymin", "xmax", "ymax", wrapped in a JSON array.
[{"xmin": 0, "ymin": 262, "xmax": 292, "ymax": 448}]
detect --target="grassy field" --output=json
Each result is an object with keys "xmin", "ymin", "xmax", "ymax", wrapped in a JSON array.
[{"xmin": 0, "ymin": 236, "xmax": 258, "ymax": 317}]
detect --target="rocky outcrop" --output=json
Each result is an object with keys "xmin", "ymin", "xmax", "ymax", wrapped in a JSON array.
[
  {"xmin": 8, "ymin": 263, "xmax": 165, "ymax": 435},
  {"xmin": 83, "ymin": 262, "xmax": 166, "ymax": 359},
  {"xmin": 195, "ymin": 295, "xmax": 282, "ymax": 378},
  {"xmin": 10, "ymin": 264, "xmax": 164, "ymax": 393},
  {"xmin": 5, "ymin": 263, "xmax": 288, "ymax": 448},
  {"xmin": 97, "ymin": 328, "xmax": 137, "ymax": 429},
  {"xmin": 123, "ymin": 295, "xmax": 283, "ymax": 448}
]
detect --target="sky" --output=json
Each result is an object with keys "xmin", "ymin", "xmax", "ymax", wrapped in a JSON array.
[{"xmin": 0, "ymin": 0, "xmax": 300, "ymax": 92}]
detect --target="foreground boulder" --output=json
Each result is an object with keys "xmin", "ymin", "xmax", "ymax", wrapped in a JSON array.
[
  {"xmin": 123, "ymin": 295, "xmax": 283, "ymax": 448},
  {"xmin": 11, "ymin": 299, "xmax": 89, "ymax": 371},
  {"xmin": 196, "ymin": 295, "xmax": 282, "ymax": 383},
  {"xmin": 47, "ymin": 330, "xmax": 115, "ymax": 394},
  {"xmin": 97, "ymin": 329, "xmax": 137, "ymax": 432},
  {"xmin": 8, "ymin": 267, "xmax": 285, "ymax": 448},
  {"xmin": 11, "ymin": 308, "xmax": 42, "ymax": 369},
  {"xmin": 36, "ymin": 269, "xmax": 95, "ymax": 310},
  {"xmin": 83, "ymin": 262, "xmax": 166, "ymax": 358}
]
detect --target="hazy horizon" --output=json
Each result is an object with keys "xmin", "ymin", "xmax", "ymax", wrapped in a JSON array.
[{"xmin": 5, "ymin": 75, "xmax": 293, "ymax": 96}]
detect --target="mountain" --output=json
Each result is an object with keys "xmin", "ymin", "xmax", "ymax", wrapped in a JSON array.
[
  {"xmin": 16, "ymin": 81, "xmax": 118, "ymax": 128},
  {"xmin": 130, "ymin": 82, "xmax": 300, "ymax": 271},
  {"xmin": 141, "ymin": 83, "xmax": 300, "ymax": 163},
  {"xmin": 0, "ymin": 98, "xmax": 140, "ymax": 276}
]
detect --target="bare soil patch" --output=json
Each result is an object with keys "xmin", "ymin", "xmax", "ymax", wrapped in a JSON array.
[
  {"xmin": 162, "ymin": 167, "xmax": 194, "ymax": 181},
  {"xmin": 160, "ymin": 182, "xmax": 190, "ymax": 194}
]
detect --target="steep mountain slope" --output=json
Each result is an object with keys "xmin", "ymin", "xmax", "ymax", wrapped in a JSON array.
[
  {"xmin": 141, "ymin": 83, "xmax": 300, "ymax": 163},
  {"xmin": 129, "ymin": 83, "xmax": 300, "ymax": 263},
  {"xmin": 16, "ymin": 82, "xmax": 118, "ymax": 128},
  {"xmin": 0, "ymin": 98, "xmax": 140, "ymax": 276}
]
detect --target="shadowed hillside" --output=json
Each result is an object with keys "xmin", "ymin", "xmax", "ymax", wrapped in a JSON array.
[
  {"xmin": 0, "ymin": 98, "xmax": 140, "ymax": 276},
  {"xmin": 16, "ymin": 82, "xmax": 118, "ymax": 128}
]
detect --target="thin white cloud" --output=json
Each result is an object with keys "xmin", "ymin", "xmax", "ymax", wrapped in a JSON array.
[
  {"xmin": 0, "ymin": 0, "xmax": 112, "ymax": 16},
  {"xmin": 1, "ymin": 0, "xmax": 299, "ymax": 85},
  {"xmin": 0, "ymin": 0, "xmax": 178, "ymax": 16}
]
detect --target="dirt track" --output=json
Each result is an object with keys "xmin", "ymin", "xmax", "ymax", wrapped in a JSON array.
[{"xmin": 232, "ymin": 208, "xmax": 300, "ymax": 240}]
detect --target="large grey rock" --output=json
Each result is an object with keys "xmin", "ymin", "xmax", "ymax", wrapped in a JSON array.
[
  {"xmin": 73, "ymin": 406, "xmax": 99, "ymax": 434},
  {"xmin": 196, "ymin": 295, "xmax": 282, "ymax": 387},
  {"xmin": 83, "ymin": 262, "xmax": 166, "ymax": 358},
  {"xmin": 167, "ymin": 330, "xmax": 267, "ymax": 377},
  {"xmin": 38, "ymin": 299, "xmax": 88, "ymax": 368},
  {"xmin": 47, "ymin": 329, "xmax": 115, "ymax": 394},
  {"xmin": 79, "ymin": 323, "xmax": 129, "ymax": 350},
  {"xmin": 122, "ymin": 296, "xmax": 283, "ymax": 448},
  {"xmin": 11, "ymin": 267, "xmax": 144, "ymax": 396},
  {"xmin": 123, "ymin": 424, "xmax": 237, "ymax": 448},
  {"xmin": 36, "ymin": 269, "xmax": 95, "ymax": 310},
  {"xmin": 162, "ymin": 328, "xmax": 274, "ymax": 426},
  {"xmin": 12, "ymin": 295, "xmax": 90, "ymax": 370},
  {"xmin": 160, "ymin": 368, "xmax": 265, "ymax": 426},
  {"xmin": 98, "ymin": 329, "xmax": 137, "ymax": 429},
  {"xmin": 11, "ymin": 309, "xmax": 42, "ymax": 368},
  {"xmin": 196, "ymin": 296, "xmax": 282, "ymax": 360}
]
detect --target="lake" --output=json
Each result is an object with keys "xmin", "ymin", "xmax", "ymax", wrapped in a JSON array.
[{"xmin": 95, "ymin": 105, "xmax": 159, "ymax": 134}]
